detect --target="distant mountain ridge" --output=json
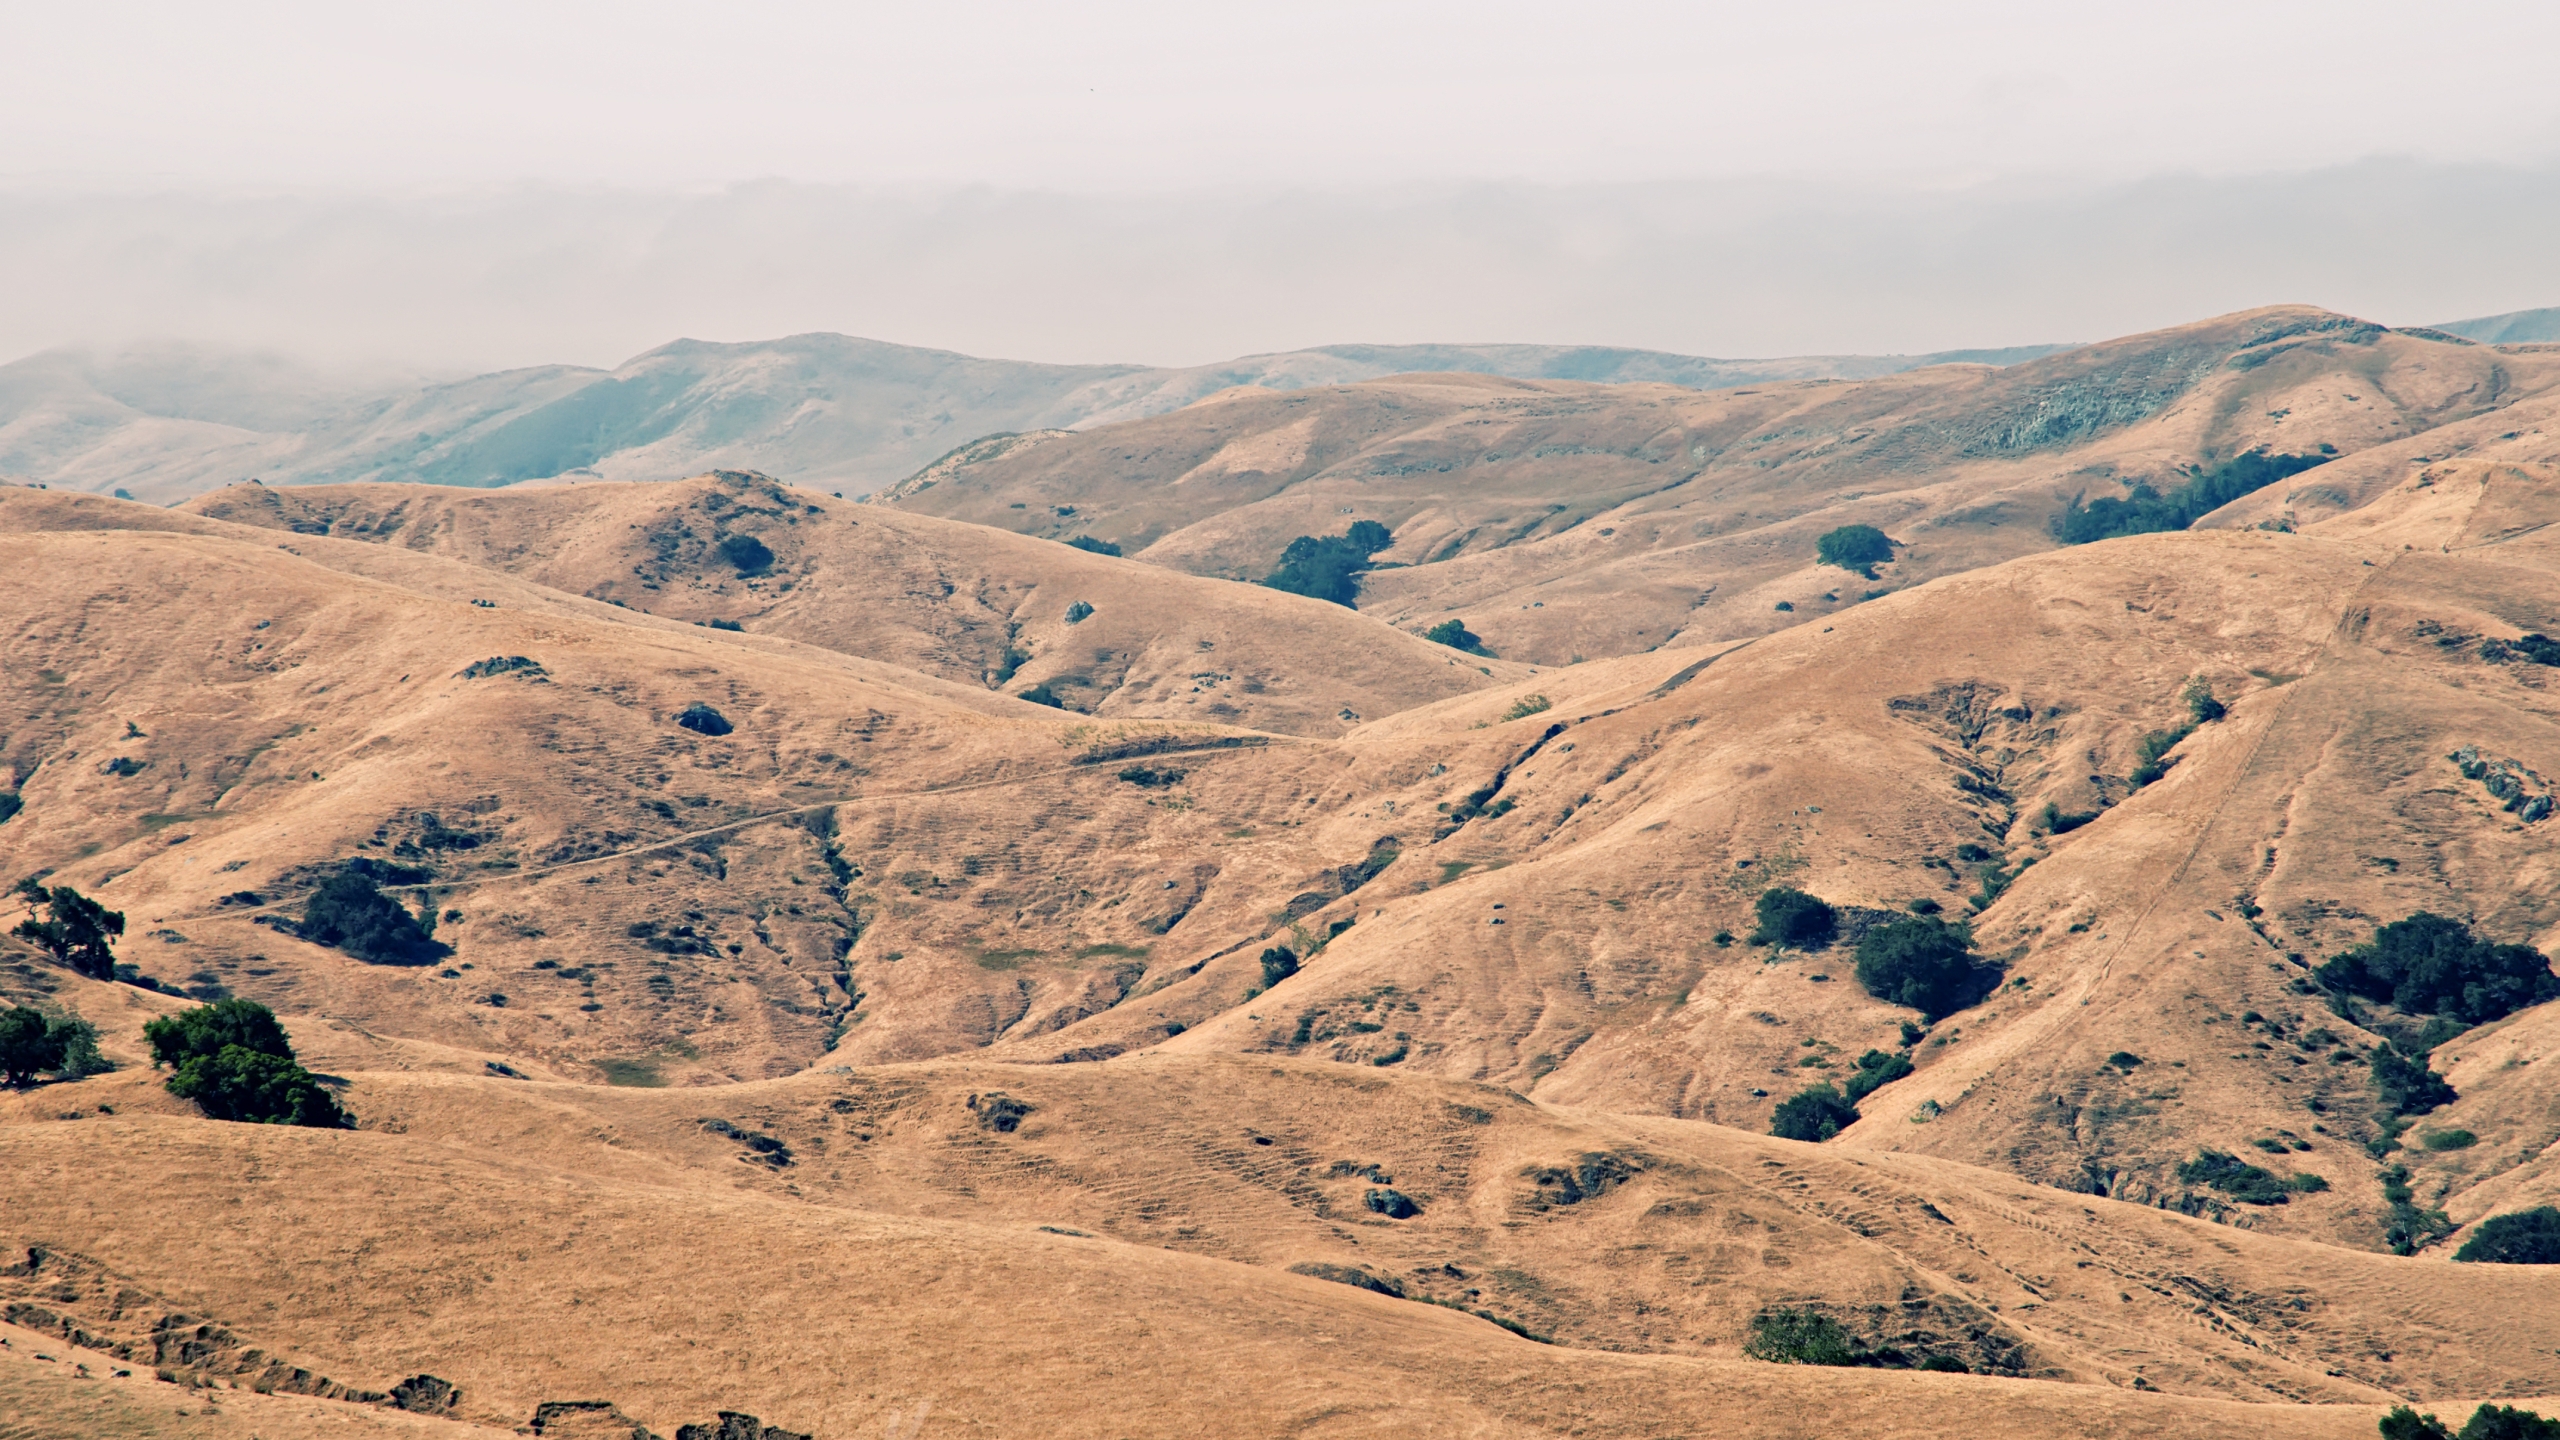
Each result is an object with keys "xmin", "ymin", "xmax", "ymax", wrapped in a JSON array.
[
  {"xmin": 0, "ymin": 333, "xmax": 2073, "ymax": 504},
  {"xmin": 2432, "ymin": 305, "xmax": 2560, "ymax": 344}
]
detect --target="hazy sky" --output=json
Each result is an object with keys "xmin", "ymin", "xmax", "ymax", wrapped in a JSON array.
[{"xmin": 3, "ymin": 1, "xmax": 2557, "ymax": 367}]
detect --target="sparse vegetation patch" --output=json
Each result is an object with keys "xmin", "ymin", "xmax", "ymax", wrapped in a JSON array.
[{"xmin": 2055, "ymin": 449, "xmax": 2328, "ymax": 544}]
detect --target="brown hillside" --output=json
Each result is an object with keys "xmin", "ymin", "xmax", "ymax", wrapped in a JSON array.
[
  {"xmin": 179, "ymin": 470, "xmax": 1531, "ymax": 737},
  {"xmin": 883, "ymin": 307, "xmax": 2560, "ymax": 665}
]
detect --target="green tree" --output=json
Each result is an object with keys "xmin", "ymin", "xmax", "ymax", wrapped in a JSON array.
[
  {"xmin": 1064, "ymin": 535, "xmax": 1121, "ymax": 556},
  {"xmin": 1815, "ymin": 525, "xmax": 1894, "ymax": 578},
  {"xmin": 144, "ymin": 998, "xmax": 349, "ymax": 1128},
  {"xmin": 1853, "ymin": 916, "xmax": 1983, "ymax": 1020},
  {"xmin": 1423, "ymin": 619, "xmax": 1486, "ymax": 654},
  {"xmin": 1743, "ymin": 1308, "xmax": 1861, "ymax": 1365},
  {"xmin": 0, "ymin": 1007, "xmax": 62, "ymax": 1087},
  {"xmin": 1260, "ymin": 946, "xmax": 1300, "ymax": 988},
  {"xmin": 2381, "ymin": 1407, "xmax": 2454, "ymax": 1440},
  {"xmin": 2054, "ymin": 449, "xmax": 2329, "ymax": 545},
  {"xmin": 1749, "ymin": 887, "xmax": 1836, "ymax": 949},
  {"xmin": 1769, "ymin": 1083, "xmax": 1859, "ymax": 1141},
  {"xmin": 2457, "ymin": 1405, "xmax": 2560, "ymax": 1439},
  {"xmin": 13, "ymin": 879, "xmax": 124, "ymax": 981},
  {"xmin": 2455, "ymin": 1207, "xmax": 2560, "ymax": 1264}
]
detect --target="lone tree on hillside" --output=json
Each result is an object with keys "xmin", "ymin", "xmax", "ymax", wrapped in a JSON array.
[
  {"xmin": 13, "ymin": 879, "xmax": 124, "ymax": 981},
  {"xmin": 300, "ymin": 865, "xmax": 446, "ymax": 966},
  {"xmin": 144, "ymin": 998, "xmax": 349, "ymax": 1127},
  {"xmin": 1853, "ymin": 915, "xmax": 1986, "ymax": 1020},
  {"xmin": 1749, "ymin": 887, "xmax": 1836, "ymax": 949},
  {"xmin": 1815, "ymin": 525, "xmax": 1894, "ymax": 579},
  {"xmin": 1424, "ymin": 618, "xmax": 1488, "ymax": 655}
]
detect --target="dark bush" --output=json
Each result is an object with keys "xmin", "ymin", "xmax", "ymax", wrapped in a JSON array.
[
  {"xmin": 1260, "ymin": 945, "xmax": 1300, "ymax": 989},
  {"xmin": 2383, "ymin": 1406, "xmax": 2454, "ymax": 1440},
  {"xmin": 1770, "ymin": 1083, "xmax": 1859, "ymax": 1142},
  {"xmin": 1750, "ymin": 887, "xmax": 1836, "ymax": 949},
  {"xmin": 675, "ymin": 702, "xmax": 734, "ymax": 736},
  {"xmin": 704, "ymin": 618, "xmax": 743, "ymax": 632},
  {"xmin": 1364, "ymin": 1186, "xmax": 1421, "ymax": 1218},
  {"xmin": 1264, "ymin": 522, "xmax": 1394, "ymax": 608},
  {"xmin": 1853, "ymin": 916, "xmax": 1985, "ymax": 1020},
  {"xmin": 1841, "ymin": 1049, "xmax": 1913, "ymax": 1103},
  {"xmin": 13, "ymin": 879, "xmax": 125, "ymax": 981},
  {"xmin": 2455, "ymin": 1207, "xmax": 2560, "ymax": 1264},
  {"xmin": 2176, "ymin": 1148, "xmax": 2299, "ymax": 1205},
  {"xmin": 1424, "ymin": 618, "xmax": 1487, "ymax": 654},
  {"xmin": 1064, "ymin": 535, "xmax": 1121, "ymax": 557},
  {"xmin": 2055, "ymin": 449, "xmax": 2328, "ymax": 544},
  {"xmin": 1743, "ymin": 1308, "xmax": 1860, "ymax": 1366},
  {"xmin": 717, "ymin": 533, "xmax": 774, "ymax": 574},
  {"xmin": 2483, "ymin": 634, "xmax": 2560, "ymax": 667},
  {"xmin": 1017, "ymin": 683, "xmax": 1065, "ymax": 709},
  {"xmin": 2318, "ymin": 912, "xmax": 2559, "ymax": 1027},
  {"xmin": 144, "ymin": 998, "xmax": 349, "ymax": 1128},
  {"xmin": 301, "ymin": 866, "xmax": 446, "ymax": 966},
  {"xmin": 0, "ymin": 792, "xmax": 20, "ymax": 824},
  {"xmin": 1815, "ymin": 524, "xmax": 1894, "ymax": 578},
  {"xmin": 1116, "ymin": 766, "xmax": 1186, "ymax": 789}
]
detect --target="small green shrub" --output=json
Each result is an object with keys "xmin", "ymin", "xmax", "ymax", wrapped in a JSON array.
[
  {"xmin": 2420, "ymin": 1127, "xmax": 2477, "ymax": 1151},
  {"xmin": 1064, "ymin": 600, "xmax": 1095, "ymax": 624},
  {"xmin": 1500, "ymin": 694, "xmax": 1551, "ymax": 722},
  {"xmin": 2106, "ymin": 1050, "xmax": 2143, "ymax": 1070},
  {"xmin": 703, "ymin": 617, "xmax": 743, "ymax": 631},
  {"xmin": 0, "ymin": 792, "xmax": 21, "ymax": 824},
  {"xmin": 1064, "ymin": 535, "xmax": 1121, "ymax": 557},
  {"xmin": 1017, "ymin": 683, "xmax": 1065, "ymax": 709},
  {"xmin": 1750, "ymin": 887, "xmax": 1835, "ymax": 949},
  {"xmin": 1773, "ymin": 600, "xmax": 1794, "ymax": 612},
  {"xmin": 1853, "ymin": 916, "xmax": 1984, "ymax": 1020},
  {"xmin": 1841, "ymin": 1049, "xmax": 1913, "ymax": 1103},
  {"xmin": 1260, "ymin": 946, "xmax": 1300, "ymax": 989},
  {"xmin": 301, "ymin": 866, "xmax": 446, "ymax": 966},
  {"xmin": 2455, "ymin": 1207, "xmax": 2560, "ymax": 1264},
  {"xmin": 992, "ymin": 645, "xmax": 1030, "ymax": 683},
  {"xmin": 144, "ymin": 998, "xmax": 348, "ymax": 1128},
  {"xmin": 1769, "ymin": 1083, "xmax": 1859, "ymax": 1141},
  {"xmin": 1815, "ymin": 525, "xmax": 1894, "ymax": 578},
  {"xmin": 12, "ymin": 879, "xmax": 125, "ymax": 981},
  {"xmin": 2318, "ymin": 912, "xmax": 2559, "ymax": 1027}
]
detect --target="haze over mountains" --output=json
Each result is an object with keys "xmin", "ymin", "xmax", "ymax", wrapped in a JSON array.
[
  {"xmin": 0, "ymin": 333, "xmax": 2070, "ymax": 507},
  {"xmin": 8, "ymin": 302, "xmax": 2560, "ymax": 1438}
]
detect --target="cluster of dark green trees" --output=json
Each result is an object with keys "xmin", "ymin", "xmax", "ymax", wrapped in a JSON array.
[
  {"xmin": 2055, "ymin": 448, "xmax": 2331, "ymax": 544},
  {"xmin": 1752, "ymin": 887, "xmax": 1986, "ymax": 1142},
  {"xmin": 1814, "ymin": 524, "xmax": 1895, "ymax": 580},
  {"xmin": 1264, "ymin": 520, "xmax": 1392, "ymax": 607},
  {"xmin": 299, "ymin": 865, "xmax": 448, "ymax": 965}
]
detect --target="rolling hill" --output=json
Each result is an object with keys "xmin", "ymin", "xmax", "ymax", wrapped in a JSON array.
[
  {"xmin": 0, "ymin": 334, "xmax": 2070, "ymax": 506},
  {"xmin": 8, "ymin": 305, "xmax": 2560, "ymax": 1437},
  {"xmin": 883, "ymin": 306, "xmax": 2560, "ymax": 666}
]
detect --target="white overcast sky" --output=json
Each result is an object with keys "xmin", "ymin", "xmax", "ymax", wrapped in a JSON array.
[{"xmin": 2, "ymin": 1, "xmax": 2557, "ymax": 365}]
